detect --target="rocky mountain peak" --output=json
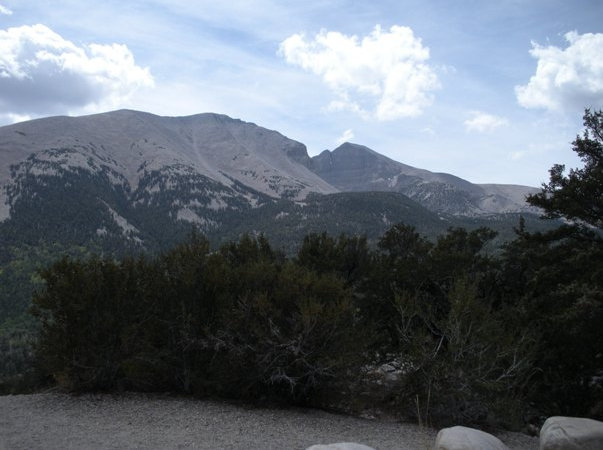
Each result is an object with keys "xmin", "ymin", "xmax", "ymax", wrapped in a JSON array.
[
  {"xmin": 309, "ymin": 142, "xmax": 538, "ymax": 216},
  {"xmin": 0, "ymin": 109, "xmax": 539, "ymax": 228}
]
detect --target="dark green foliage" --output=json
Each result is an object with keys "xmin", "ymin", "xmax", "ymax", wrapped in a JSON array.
[
  {"xmin": 527, "ymin": 109, "xmax": 602, "ymax": 229},
  {"xmin": 207, "ymin": 262, "xmax": 358, "ymax": 401},
  {"xmin": 340, "ymin": 225, "xmax": 537, "ymax": 427},
  {"xmin": 0, "ymin": 243, "xmax": 99, "ymax": 391},
  {"xmin": 377, "ymin": 224, "xmax": 434, "ymax": 298},
  {"xmin": 296, "ymin": 232, "xmax": 371, "ymax": 287},
  {"xmin": 3, "ymin": 149, "xmax": 137, "ymax": 252},
  {"xmin": 495, "ymin": 110, "xmax": 603, "ymax": 419},
  {"xmin": 208, "ymin": 191, "xmax": 452, "ymax": 253},
  {"xmin": 390, "ymin": 279, "xmax": 536, "ymax": 427},
  {"xmin": 0, "ymin": 244, "xmax": 94, "ymax": 321},
  {"xmin": 430, "ymin": 227, "xmax": 497, "ymax": 281},
  {"xmin": 208, "ymin": 191, "xmax": 556, "ymax": 253},
  {"xmin": 498, "ymin": 225, "xmax": 603, "ymax": 418},
  {"xmin": 23, "ymin": 210, "xmax": 600, "ymax": 426},
  {"xmin": 363, "ymin": 224, "xmax": 435, "ymax": 349},
  {"xmin": 363, "ymin": 225, "xmax": 498, "ymax": 352},
  {"xmin": 0, "ymin": 314, "xmax": 42, "ymax": 394},
  {"xmin": 31, "ymin": 233, "xmax": 361, "ymax": 405},
  {"xmin": 32, "ymin": 257, "xmax": 134, "ymax": 390}
]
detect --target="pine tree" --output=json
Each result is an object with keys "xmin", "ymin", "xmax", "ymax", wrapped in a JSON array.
[{"xmin": 527, "ymin": 109, "xmax": 602, "ymax": 230}]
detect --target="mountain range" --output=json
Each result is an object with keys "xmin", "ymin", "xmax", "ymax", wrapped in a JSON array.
[
  {"xmin": 310, "ymin": 143, "xmax": 538, "ymax": 216},
  {"xmin": 0, "ymin": 109, "xmax": 545, "ymax": 254}
]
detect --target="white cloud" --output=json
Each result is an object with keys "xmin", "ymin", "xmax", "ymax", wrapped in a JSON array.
[
  {"xmin": 516, "ymin": 31, "xmax": 603, "ymax": 112},
  {"xmin": 464, "ymin": 111, "xmax": 508, "ymax": 133},
  {"xmin": 335, "ymin": 129, "xmax": 354, "ymax": 146},
  {"xmin": 279, "ymin": 25, "xmax": 440, "ymax": 121},
  {"xmin": 0, "ymin": 24, "xmax": 154, "ymax": 115},
  {"xmin": 0, "ymin": 4, "xmax": 12, "ymax": 15}
]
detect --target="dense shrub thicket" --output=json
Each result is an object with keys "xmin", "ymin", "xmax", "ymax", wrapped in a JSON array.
[
  {"xmin": 32, "ymin": 233, "xmax": 363, "ymax": 401},
  {"xmin": 30, "ymin": 223, "xmax": 602, "ymax": 427},
  {"xmin": 25, "ymin": 110, "xmax": 603, "ymax": 427}
]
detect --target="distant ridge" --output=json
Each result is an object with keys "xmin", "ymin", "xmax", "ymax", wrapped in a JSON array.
[{"xmin": 310, "ymin": 142, "xmax": 539, "ymax": 216}]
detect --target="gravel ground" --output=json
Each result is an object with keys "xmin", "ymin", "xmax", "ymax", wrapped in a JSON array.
[{"xmin": 0, "ymin": 393, "xmax": 538, "ymax": 450}]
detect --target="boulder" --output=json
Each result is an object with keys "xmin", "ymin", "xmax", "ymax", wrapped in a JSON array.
[
  {"xmin": 305, "ymin": 443, "xmax": 375, "ymax": 450},
  {"xmin": 434, "ymin": 426, "xmax": 508, "ymax": 450},
  {"xmin": 540, "ymin": 416, "xmax": 603, "ymax": 450}
]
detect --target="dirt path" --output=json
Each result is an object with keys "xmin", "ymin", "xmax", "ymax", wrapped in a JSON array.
[{"xmin": 0, "ymin": 393, "xmax": 537, "ymax": 449}]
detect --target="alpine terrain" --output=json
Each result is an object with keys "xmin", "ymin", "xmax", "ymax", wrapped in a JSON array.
[
  {"xmin": 0, "ymin": 109, "xmax": 542, "ymax": 253},
  {"xmin": 310, "ymin": 142, "xmax": 539, "ymax": 216}
]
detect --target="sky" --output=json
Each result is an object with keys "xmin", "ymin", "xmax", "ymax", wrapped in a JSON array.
[{"xmin": 0, "ymin": 0, "xmax": 602, "ymax": 187}]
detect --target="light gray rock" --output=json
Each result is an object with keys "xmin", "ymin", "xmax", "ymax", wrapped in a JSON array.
[
  {"xmin": 434, "ymin": 425, "xmax": 509, "ymax": 450},
  {"xmin": 311, "ymin": 142, "xmax": 539, "ymax": 216},
  {"xmin": 0, "ymin": 111, "xmax": 539, "ymax": 222},
  {"xmin": 540, "ymin": 416, "xmax": 603, "ymax": 450},
  {"xmin": 306, "ymin": 444, "xmax": 375, "ymax": 450},
  {"xmin": 0, "ymin": 109, "xmax": 337, "ymax": 214}
]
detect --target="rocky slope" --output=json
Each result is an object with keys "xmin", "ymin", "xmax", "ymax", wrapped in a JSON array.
[
  {"xmin": 0, "ymin": 110, "xmax": 344, "ymax": 251},
  {"xmin": 310, "ymin": 143, "xmax": 539, "ymax": 216},
  {"xmin": 0, "ymin": 109, "xmax": 543, "ymax": 252},
  {"xmin": 0, "ymin": 109, "xmax": 335, "ymax": 224}
]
